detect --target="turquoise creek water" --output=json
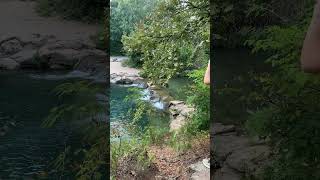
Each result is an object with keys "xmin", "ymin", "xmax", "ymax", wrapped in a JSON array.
[{"xmin": 0, "ymin": 72, "xmax": 86, "ymax": 179}]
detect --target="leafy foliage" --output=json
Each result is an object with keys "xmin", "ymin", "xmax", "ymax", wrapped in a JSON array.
[
  {"xmin": 212, "ymin": 0, "xmax": 314, "ymax": 47},
  {"xmin": 243, "ymin": 2, "xmax": 320, "ymax": 179},
  {"xmin": 122, "ymin": 0, "xmax": 210, "ymax": 85},
  {"xmin": 185, "ymin": 69, "xmax": 210, "ymax": 133},
  {"xmin": 44, "ymin": 81, "xmax": 108, "ymax": 179},
  {"xmin": 110, "ymin": 0, "xmax": 159, "ymax": 55}
]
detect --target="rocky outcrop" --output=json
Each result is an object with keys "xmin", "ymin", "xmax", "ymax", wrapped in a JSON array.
[
  {"xmin": 110, "ymin": 72, "xmax": 143, "ymax": 85},
  {"xmin": 189, "ymin": 161, "xmax": 210, "ymax": 180},
  {"xmin": 212, "ymin": 123, "xmax": 271, "ymax": 180},
  {"xmin": 168, "ymin": 100, "xmax": 195, "ymax": 131},
  {"xmin": 0, "ymin": 35, "xmax": 107, "ymax": 73}
]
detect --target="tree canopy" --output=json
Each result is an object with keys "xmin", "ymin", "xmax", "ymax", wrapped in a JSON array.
[
  {"xmin": 122, "ymin": 0, "xmax": 210, "ymax": 85},
  {"xmin": 110, "ymin": 0, "xmax": 159, "ymax": 54}
]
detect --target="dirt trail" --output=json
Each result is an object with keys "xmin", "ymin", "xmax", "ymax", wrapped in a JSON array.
[{"xmin": 0, "ymin": 0, "xmax": 100, "ymax": 43}]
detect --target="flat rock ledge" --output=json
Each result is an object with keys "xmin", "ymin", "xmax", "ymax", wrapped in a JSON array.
[
  {"xmin": 168, "ymin": 100, "xmax": 195, "ymax": 131},
  {"xmin": 212, "ymin": 123, "xmax": 272, "ymax": 180},
  {"xmin": 0, "ymin": 34, "xmax": 107, "ymax": 74},
  {"xmin": 189, "ymin": 160, "xmax": 210, "ymax": 180}
]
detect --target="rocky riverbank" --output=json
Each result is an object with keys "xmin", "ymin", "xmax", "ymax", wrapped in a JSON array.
[
  {"xmin": 0, "ymin": 0, "xmax": 105, "ymax": 74},
  {"xmin": 110, "ymin": 56, "xmax": 195, "ymax": 130},
  {"xmin": 0, "ymin": 35, "xmax": 107, "ymax": 74}
]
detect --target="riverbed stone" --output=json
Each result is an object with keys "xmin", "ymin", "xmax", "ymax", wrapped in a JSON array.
[{"xmin": 0, "ymin": 58, "xmax": 19, "ymax": 70}]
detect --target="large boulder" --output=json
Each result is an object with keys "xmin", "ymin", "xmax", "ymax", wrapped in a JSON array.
[
  {"xmin": 168, "ymin": 100, "xmax": 195, "ymax": 131},
  {"xmin": 74, "ymin": 49, "xmax": 107, "ymax": 73},
  {"xmin": 0, "ymin": 39, "xmax": 23, "ymax": 55},
  {"xmin": 189, "ymin": 161, "xmax": 210, "ymax": 180},
  {"xmin": 0, "ymin": 58, "xmax": 19, "ymax": 70},
  {"xmin": 213, "ymin": 134, "xmax": 251, "ymax": 162},
  {"xmin": 169, "ymin": 115, "xmax": 187, "ymax": 131},
  {"xmin": 226, "ymin": 145, "xmax": 271, "ymax": 174},
  {"xmin": 38, "ymin": 40, "xmax": 105, "ymax": 71},
  {"xmin": 39, "ymin": 47, "xmax": 80, "ymax": 69},
  {"xmin": 10, "ymin": 48, "xmax": 37, "ymax": 68}
]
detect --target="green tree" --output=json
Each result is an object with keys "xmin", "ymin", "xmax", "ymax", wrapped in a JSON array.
[
  {"xmin": 110, "ymin": 0, "xmax": 159, "ymax": 54},
  {"xmin": 122, "ymin": 0, "xmax": 210, "ymax": 85}
]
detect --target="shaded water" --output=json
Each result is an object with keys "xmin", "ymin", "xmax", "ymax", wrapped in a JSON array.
[
  {"xmin": 0, "ymin": 72, "xmax": 79, "ymax": 179},
  {"xmin": 214, "ymin": 48, "xmax": 269, "ymax": 125}
]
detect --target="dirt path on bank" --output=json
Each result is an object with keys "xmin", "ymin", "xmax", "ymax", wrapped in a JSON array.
[{"xmin": 0, "ymin": 0, "xmax": 100, "ymax": 44}]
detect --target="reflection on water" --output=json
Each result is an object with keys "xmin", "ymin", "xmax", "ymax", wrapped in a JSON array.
[{"xmin": 0, "ymin": 72, "xmax": 78, "ymax": 179}]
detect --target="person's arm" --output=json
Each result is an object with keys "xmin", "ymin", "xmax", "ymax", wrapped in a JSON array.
[
  {"xmin": 301, "ymin": 1, "xmax": 320, "ymax": 73},
  {"xmin": 204, "ymin": 62, "xmax": 210, "ymax": 84}
]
